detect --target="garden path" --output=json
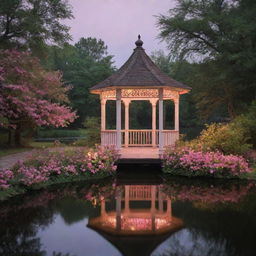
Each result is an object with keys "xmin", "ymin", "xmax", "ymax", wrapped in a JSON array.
[
  {"xmin": 0, "ymin": 147, "xmax": 83, "ymax": 169},
  {"xmin": 0, "ymin": 151, "xmax": 33, "ymax": 169}
]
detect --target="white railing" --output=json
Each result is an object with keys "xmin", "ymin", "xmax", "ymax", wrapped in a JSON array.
[
  {"xmin": 129, "ymin": 185, "xmax": 152, "ymax": 200},
  {"xmin": 101, "ymin": 130, "xmax": 179, "ymax": 147},
  {"xmin": 127, "ymin": 130, "xmax": 152, "ymax": 146},
  {"xmin": 163, "ymin": 130, "xmax": 179, "ymax": 147},
  {"xmin": 101, "ymin": 130, "xmax": 117, "ymax": 146}
]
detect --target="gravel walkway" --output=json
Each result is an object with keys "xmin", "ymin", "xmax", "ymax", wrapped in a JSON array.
[
  {"xmin": 0, "ymin": 151, "xmax": 33, "ymax": 169},
  {"xmin": 0, "ymin": 147, "xmax": 86, "ymax": 170}
]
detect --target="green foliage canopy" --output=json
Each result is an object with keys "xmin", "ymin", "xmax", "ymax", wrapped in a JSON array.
[
  {"xmin": 157, "ymin": 0, "xmax": 256, "ymax": 118},
  {"xmin": 0, "ymin": 0, "xmax": 73, "ymax": 55},
  {"xmin": 46, "ymin": 37, "xmax": 115, "ymax": 127}
]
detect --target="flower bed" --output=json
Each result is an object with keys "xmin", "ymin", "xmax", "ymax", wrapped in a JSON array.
[
  {"xmin": 162, "ymin": 147, "xmax": 251, "ymax": 178},
  {"xmin": 0, "ymin": 146, "xmax": 119, "ymax": 196}
]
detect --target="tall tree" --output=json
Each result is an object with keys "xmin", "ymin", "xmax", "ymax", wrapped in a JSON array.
[
  {"xmin": 151, "ymin": 51, "xmax": 199, "ymax": 128},
  {"xmin": 46, "ymin": 38, "xmax": 115, "ymax": 127},
  {"xmin": 0, "ymin": 0, "xmax": 73, "ymax": 55},
  {"xmin": 157, "ymin": 0, "xmax": 256, "ymax": 118},
  {"xmin": 0, "ymin": 50, "xmax": 76, "ymax": 146}
]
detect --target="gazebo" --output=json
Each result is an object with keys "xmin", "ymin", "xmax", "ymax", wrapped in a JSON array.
[
  {"xmin": 90, "ymin": 35, "xmax": 191, "ymax": 157},
  {"xmin": 88, "ymin": 184, "xmax": 184, "ymax": 256}
]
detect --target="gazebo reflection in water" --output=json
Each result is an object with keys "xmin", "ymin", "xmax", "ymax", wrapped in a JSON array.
[{"xmin": 88, "ymin": 184, "xmax": 183, "ymax": 256}]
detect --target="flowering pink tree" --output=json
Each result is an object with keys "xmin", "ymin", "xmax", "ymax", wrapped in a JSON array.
[{"xmin": 0, "ymin": 50, "xmax": 77, "ymax": 146}]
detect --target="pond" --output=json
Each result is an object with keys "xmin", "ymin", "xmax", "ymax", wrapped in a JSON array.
[{"xmin": 0, "ymin": 167, "xmax": 256, "ymax": 256}]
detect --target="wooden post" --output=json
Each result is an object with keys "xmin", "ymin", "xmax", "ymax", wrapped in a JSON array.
[
  {"xmin": 116, "ymin": 89, "xmax": 122, "ymax": 150},
  {"xmin": 101, "ymin": 98, "xmax": 106, "ymax": 131},
  {"xmin": 174, "ymin": 97, "xmax": 179, "ymax": 131},
  {"xmin": 151, "ymin": 185, "xmax": 156, "ymax": 231},
  {"xmin": 167, "ymin": 198, "xmax": 172, "ymax": 219},
  {"xmin": 100, "ymin": 197, "xmax": 106, "ymax": 216},
  {"xmin": 150, "ymin": 99, "xmax": 157, "ymax": 147},
  {"xmin": 124, "ymin": 185, "xmax": 130, "ymax": 212},
  {"xmin": 123, "ymin": 99, "xmax": 130, "ymax": 147},
  {"xmin": 158, "ymin": 188, "xmax": 163, "ymax": 213},
  {"xmin": 159, "ymin": 89, "xmax": 164, "ymax": 152},
  {"xmin": 116, "ymin": 188, "xmax": 122, "ymax": 231}
]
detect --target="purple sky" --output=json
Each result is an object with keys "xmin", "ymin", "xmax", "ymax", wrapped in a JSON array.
[{"xmin": 65, "ymin": 0, "xmax": 176, "ymax": 67}]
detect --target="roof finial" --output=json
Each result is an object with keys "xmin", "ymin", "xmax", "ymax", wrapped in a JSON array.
[{"xmin": 135, "ymin": 34, "xmax": 143, "ymax": 47}]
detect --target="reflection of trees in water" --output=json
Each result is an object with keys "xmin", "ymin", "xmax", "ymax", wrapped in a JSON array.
[
  {"xmin": 154, "ymin": 229, "xmax": 235, "ymax": 256},
  {"xmin": 0, "ymin": 177, "xmax": 255, "ymax": 256},
  {"xmin": 0, "ymin": 179, "xmax": 114, "ymax": 256},
  {"xmin": 161, "ymin": 177, "xmax": 256, "ymax": 205},
  {"xmin": 0, "ymin": 205, "xmax": 53, "ymax": 256},
  {"xmin": 52, "ymin": 252, "xmax": 76, "ymax": 256}
]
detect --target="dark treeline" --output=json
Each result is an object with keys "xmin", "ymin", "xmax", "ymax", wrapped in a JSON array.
[{"xmin": 1, "ymin": 0, "xmax": 255, "ymax": 139}]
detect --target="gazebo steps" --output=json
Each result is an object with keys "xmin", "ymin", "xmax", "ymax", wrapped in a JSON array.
[
  {"xmin": 117, "ymin": 158, "xmax": 161, "ymax": 165},
  {"xmin": 119, "ymin": 147, "xmax": 160, "ymax": 160}
]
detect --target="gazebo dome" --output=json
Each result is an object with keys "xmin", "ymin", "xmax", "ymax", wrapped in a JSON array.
[
  {"xmin": 90, "ymin": 35, "xmax": 191, "ymax": 94},
  {"xmin": 135, "ymin": 34, "xmax": 143, "ymax": 47}
]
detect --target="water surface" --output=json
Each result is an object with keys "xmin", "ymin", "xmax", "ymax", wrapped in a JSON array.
[{"xmin": 0, "ymin": 171, "xmax": 256, "ymax": 256}]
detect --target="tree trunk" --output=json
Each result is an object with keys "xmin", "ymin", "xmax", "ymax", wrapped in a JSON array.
[
  {"xmin": 14, "ymin": 124, "xmax": 21, "ymax": 147},
  {"xmin": 8, "ymin": 129, "xmax": 12, "ymax": 146}
]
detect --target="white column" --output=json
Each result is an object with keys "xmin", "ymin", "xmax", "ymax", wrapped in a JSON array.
[
  {"xmin": 159, "ymin": 88, "xmax": 164, "ymax": 152},
  {"xmin": 174, "ymin": 97, "xmax": 179, "ymax": 131},
  {"xmin": 116, "ymin": 188, "xmax": 122, "ymax": 231},
  {"xmin": 124, "ymin": 185, "xmax": 130, "ymax": 212},
  {"xmin": 167, "ymin": 198, "xmax": 172, "ymax": 219},
  {"xmin": 151, "ymin": 185, "xmax": 156, "ymax": 231},
  {"xmin": 101, "ymin": 99, "xmax": 106, "ymax": 131},
  {"xmin": 116, "ymin": 89, "xmax": 122, "ymax": 150},
  {"xmin": 158, "ymin": 188, "xmax": 163, "ymax": 213},
  {"xmin": 123, "ymin": 99, "xmax": 130, "ymax": 147},
  {"xmin": 150, "ymin": 99, "xmax": 157, "ymax": 147},
  {"xmin": 100, "ymin": 197, "xmax": 106, "ymax": 216}
]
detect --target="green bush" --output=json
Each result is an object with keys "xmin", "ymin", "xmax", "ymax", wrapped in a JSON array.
[
  {"xmin": 74, "ymin": 117, "xmax": 100, "ymax": 147},
  {"xmin": 36, "ymin": 129, "xmax": 86, "ymax": 138},
  {"xmin": 178, "ymin": 101, "xmax": 256, "ymax": 156},
  {"xmin": 179, "ymin": 122, "xmax": 251, "ymax": 155}
]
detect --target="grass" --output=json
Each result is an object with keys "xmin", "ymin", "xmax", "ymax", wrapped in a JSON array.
[
  {"xmin": 29, "ymin": 141, "xmax": 55, "ymax": 148},
  {"xmin": 0, "ymin": 142, "xmax": 55, "ymax": 157},
  {"xmin": 0, "ymin": 127, "xmax": 87, "ymax": 157},
  {"xmin": 0, "ymin": 148, "xmax": 30, "ymax": 157},
  {"xmin": 36, "ymin": 128, "xmax": 87, "ymax": 138}
]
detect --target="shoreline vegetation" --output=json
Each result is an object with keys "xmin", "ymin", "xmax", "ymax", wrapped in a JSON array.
[
  {"xmin": 1, "ymin": 144, "xmax": 256, "ymax": 202},
  {"xmin": 162, "ymin": 147, "xmax": 253, "ymax": 179},
  {"xmin": 0, "ymin": 146, "xmax": 118, "ymax": 201}
]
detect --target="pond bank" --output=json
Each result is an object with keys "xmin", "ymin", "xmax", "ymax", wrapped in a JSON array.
[{"xmin": 0, "ymin": 171, "xmax": 113, "ymax": 201}]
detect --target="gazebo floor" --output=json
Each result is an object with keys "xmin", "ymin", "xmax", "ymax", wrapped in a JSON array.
[{"xmin": 120, "ymin": 147, "xmax": 160, "ymax": 159}]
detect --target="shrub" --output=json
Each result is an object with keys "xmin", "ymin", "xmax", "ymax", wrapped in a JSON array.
[
  {"xmin": 74, "ymin": 117, "xmax": 100, "ymax": 147},
  {"xmin": 162, "ymin": 147, "xmax": 251, "ymax": 178},
  {"xmin": 37, "ymin": 128, "xmax": 86, "ymax": 138},
  {"xmin": 178, "ymin": 101, "xmax": 256, "ymax": 156},
  {"xmin": 0, "ymin": 146, "xmax": 119, "ymax": 190},
  {"xmin": 179, "ymin": 122, "xmax": 251, "ymax": 155},
  {"xmin": 0, "ymin": 169, "xmax": 13, "ymax": 189}
]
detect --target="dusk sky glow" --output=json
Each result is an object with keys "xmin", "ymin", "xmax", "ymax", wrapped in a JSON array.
[{"xmin": 65, "ymin": 0, "xmax": 176, "ymax": 67}]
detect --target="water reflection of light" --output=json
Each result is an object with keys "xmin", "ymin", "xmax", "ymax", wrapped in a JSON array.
[
  {"xmin": 88, "ymin": 185, "xmax": 183, "ymax": 235},
  {"xmin": 101, "ymin": 217, "xmax": 172, "ymax": 231}
]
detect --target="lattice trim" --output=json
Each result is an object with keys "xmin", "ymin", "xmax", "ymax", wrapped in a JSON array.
[
  {"xmin": 101, "ymin": 88, "xmax": 179, "ymax": 100},
  {"xmin": 163, "ymin": 89, "xmax": 179, "ymax": 99},
  {"xmin": 101, "ymin": 90, "xmax": 116, "ymax": 99},
  {"xmin": 122, "ymin": 89, "xmax": 159, "ymax": 98}
]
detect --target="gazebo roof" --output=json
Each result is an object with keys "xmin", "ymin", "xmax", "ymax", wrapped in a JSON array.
[{"xmin": 90, "ymin": 35, "xmax": 191, "ymax": 94}]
